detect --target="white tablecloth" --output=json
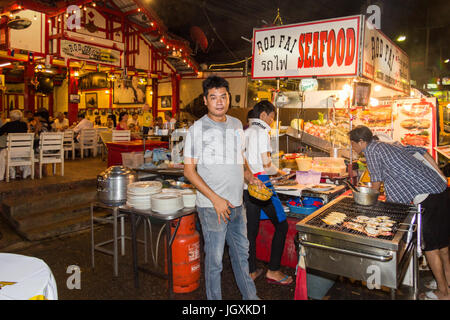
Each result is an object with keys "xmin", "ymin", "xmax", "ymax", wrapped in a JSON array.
[{"xmin": 0, "ymin": 253, "xmax": 58, "ymax": 300}]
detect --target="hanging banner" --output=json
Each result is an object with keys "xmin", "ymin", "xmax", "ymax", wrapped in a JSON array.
[
  {"xmin": 60, "ymin": 39, "xmax": 121, "ymax": 67},
  {"xmin": 362, "ymin": 19, "xmax": 410, "ymax": 94},
  {"xmin": 252, "ymin": 15, "xmax": 362, "ymax": 79}
]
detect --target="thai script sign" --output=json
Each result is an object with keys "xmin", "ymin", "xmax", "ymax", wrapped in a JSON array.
[
  {"xmin": 252, "ymin": 15, "xmax": 362, "ymax": 79},
  {"xmin": 61, "ymin": 39, "xmax": 121, "ymax": 67},
  {"xmin": 362, "ymin": 20, "xmax": 410, "ymax": 94}
]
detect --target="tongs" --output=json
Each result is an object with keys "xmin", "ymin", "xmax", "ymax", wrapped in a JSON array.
[
  {"xmin": 343, "ymin": 180, "xmax": 358, "ymax": 192},
  {"xmin": 260, "ymin": 172, "xmax": 296, "ymax": 185}
]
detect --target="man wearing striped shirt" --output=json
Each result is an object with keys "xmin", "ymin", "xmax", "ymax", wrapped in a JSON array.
[{"xmin": 349, "ymin": 125, "xmax": 449, "ymax": 300}]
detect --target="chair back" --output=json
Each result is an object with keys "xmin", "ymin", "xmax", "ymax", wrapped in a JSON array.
[
  {"xmin": 112, "ymin": 130, "xmax": 131, "ymax": 142},
  {"xmin": 63, "ymin": 130, "xmax": 74, "ymax": 146},
  {"xmin": 39, "ymin": 132, "xmax": 64, "ymax": 154},
  {"xmin": 80, "ymin": 128, "xmax": 97, "ymax": 146},
  {"xmin": 6, "ymin": 133, "xmax": 34, "ymax": 160}
]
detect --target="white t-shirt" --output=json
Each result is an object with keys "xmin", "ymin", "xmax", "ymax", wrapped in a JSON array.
[
  {"xmin": 73, "ymin": 118, "xmax": 93, "ymax": 133},
  {"xmin": 52, "ymin": 118, "xmax": 69, "ymax": 131},
  {"xmin": 184, "ymin": 115, "xmax": 245, "ymax": 208},
  {"xmin": 244, "ymin": 118, "xmax": 272, "ymax": 174}
]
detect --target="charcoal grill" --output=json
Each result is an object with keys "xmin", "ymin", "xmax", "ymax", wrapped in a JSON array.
[{"xmin": 296, "ymin": 196, "xmax": 420, "ymax": 299}]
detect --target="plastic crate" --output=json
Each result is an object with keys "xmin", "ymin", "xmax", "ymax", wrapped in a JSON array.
[
  {"xmin": 287, "ymin": 204, "xmax": 318, "ymax": 215},
  {"xmin": 121, "ymin": 152, "xmax": 144, "ymax": 169},
  {"xmin": 296, "ymin": 170, "xmax": 321, "ymax": 185}
]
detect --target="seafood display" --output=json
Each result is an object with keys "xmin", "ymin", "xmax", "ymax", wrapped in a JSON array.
[
  {"xmin": 321, "ymin": 211, "xmax": 347, "ymax": 225},
  {"xmin": 321, "ymin": 212, "xmax": 396, "ymax": 238}
]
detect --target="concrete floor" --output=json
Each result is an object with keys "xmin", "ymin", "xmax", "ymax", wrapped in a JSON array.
[{"xmin": 0, "ymin": 156, "xmax": 437, "ymax": 301}]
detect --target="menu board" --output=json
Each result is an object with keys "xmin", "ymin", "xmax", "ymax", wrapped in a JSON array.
[{"xmin": 393, "ymin": 98, "xmax": 437, "ymax": 158}]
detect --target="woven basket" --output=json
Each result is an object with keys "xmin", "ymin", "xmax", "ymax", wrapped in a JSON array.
[{"xmin": 247, "ymin": 184, "xmax": 273, "ymax": 201}]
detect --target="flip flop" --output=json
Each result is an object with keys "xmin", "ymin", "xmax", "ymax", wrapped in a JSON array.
[
  {"xmin": 423, "ymin": 290, "xmax": 439, "ymax": 300},
  {"xmin": 250, "ymin": 268, "xmax": 263, "ymax": 281},
  {"xmin": 424, "ymin": 279, "xmax": 450, "ymax": 291},
  {"xmin": 266, "ymin": 275, "xmax": 293, "ymax": 286}
]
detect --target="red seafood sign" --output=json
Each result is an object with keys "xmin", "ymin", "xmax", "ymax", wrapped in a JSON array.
[{"xmin": 252, "ymin": 15, "xmax": 362, "ymax": 79}]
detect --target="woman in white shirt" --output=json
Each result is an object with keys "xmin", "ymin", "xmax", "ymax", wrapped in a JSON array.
[{"xmin": 243, "ymin": 101, "xmax": 292, "ymax": 286}]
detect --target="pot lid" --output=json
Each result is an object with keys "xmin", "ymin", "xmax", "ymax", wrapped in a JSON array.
[{"xmin": 100, "ymin": 165, "xmax": 134, "ymax": 177}]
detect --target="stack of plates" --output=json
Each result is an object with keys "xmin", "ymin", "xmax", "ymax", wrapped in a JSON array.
[
  {"xmin": 180, "ymin": 189, "xmax": 196, "ymax": 208},
  {"xmin": 161, "ymin": 188, "xmax": 181, "ymax": 195},
  {"xmin": 127, "ymin": 181, "xmax": 162, "ymax": 210},
  {"xmin": 151, "ymin": 193, "xmax": 184, "ymax": 214}
]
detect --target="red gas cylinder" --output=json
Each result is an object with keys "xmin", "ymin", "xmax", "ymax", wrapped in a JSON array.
[{"xmin": 169, "ymin": 214, "xmax": 201, "ymax": 293}]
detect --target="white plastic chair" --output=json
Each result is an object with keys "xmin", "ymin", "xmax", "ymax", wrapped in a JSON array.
[
  {"xmin": 35, "ymin": 132, "xmax": 64, "ymax": 179},
  {"xmin": 5, "ymin": 133, "xmax": 35, "ymax": 182},
  {"xmin": 63, "ymin": 130, "xmax": 75, "ymax": 160},
  {"xmin": 75, "ymin": 129, "xmax": 97, "ymax": 159},
  {"xmin": 112, "ymin": 130, "xmax": 131, "ymax": 142},
  {"xmin": 96, "ymin": 128, "xmax": 109, "ymax": 160}
]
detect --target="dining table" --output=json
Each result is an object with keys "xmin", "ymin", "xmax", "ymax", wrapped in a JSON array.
[
  {"xmin": 106, "ymin": 139, "xmax": 169, "ymax": 167},
  {"xmin": 0, "ymin": 253, "xmax": 58, "ymax": 300}
]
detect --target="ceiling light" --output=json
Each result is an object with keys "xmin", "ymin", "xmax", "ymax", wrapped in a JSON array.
[
  {"xmin": 396, "ymin": 35, "xmax": 406, "ymax": 42},
  {"xmin": 445, "ymin": 59, "xmax": 450, "ymax": 63},
  {"xmin": 0, "ymin": 62, "xmax": 12, "ymax": 67}
]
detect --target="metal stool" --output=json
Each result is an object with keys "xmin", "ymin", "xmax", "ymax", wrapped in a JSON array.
[{"xmin": 90, "ymin": 201, "xmax": 147, "ymax": 277}]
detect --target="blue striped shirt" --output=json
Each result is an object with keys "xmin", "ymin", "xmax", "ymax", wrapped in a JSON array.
[{"xmin": 364, "ymin": 141, "xmax": 447, "ymax": 204}]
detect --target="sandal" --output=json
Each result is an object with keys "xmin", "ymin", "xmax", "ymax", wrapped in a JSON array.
[
  {"xmin": 250, "ymin": 268, "xmax": 263, "ymax": 281},
  {"xmin": 423, "ymin": 290, "xmax": 439, "ymax": 300},
  {"xmin": 424, "ymin": 279, "xmax": 450, "ymax": 291},
  {"xmin": 266, "ymin": 275, "xmax": 293, "ymax": 286}
]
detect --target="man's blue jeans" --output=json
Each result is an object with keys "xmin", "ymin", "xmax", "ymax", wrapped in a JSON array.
[{"xmin": 197, "ymin": 206, "xmax": 259, "ymax": 300}]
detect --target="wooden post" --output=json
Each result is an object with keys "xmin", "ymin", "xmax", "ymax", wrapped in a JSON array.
[
  {"xmin": 171, "ymin": 73, "xmax": 180, "ymax": 117},
  {"xmin": 68, "ymin": 69, "xmax": 79, "ymax": 125},
  {"xmin": 23, "ymin": 62, "xmax": 35, "ymax": 113},
  {"xmin": 152, "ymin": 78, "xmax": 158, "ymax": 119}
]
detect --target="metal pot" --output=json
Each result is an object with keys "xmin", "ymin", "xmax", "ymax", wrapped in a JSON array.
[
  {"xmin": 353, "ymin": 186, "xmax": 379, "ymax": 206},
  {"xmin": 97, "ymin": 166, "xmax": 136, "ymax": 205}
]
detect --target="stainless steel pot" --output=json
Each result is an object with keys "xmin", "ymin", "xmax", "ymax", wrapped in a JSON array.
[
  {"xmin": 97, "ymin": 166, "xmax": 136, "ymax": 205},
  {"xmin": 353, "ymin": 186, "xmax": 379, "ymax": 206}
]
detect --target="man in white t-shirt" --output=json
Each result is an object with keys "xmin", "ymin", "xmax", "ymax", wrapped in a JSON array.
[
  {"xmin": 73, "ymin": 113, "xmax": 93, "ymax": 141},
  {"xmin": 184, "ymin": 76, "xmax": 262, "ymax": 300},
  {"xmin": 52, "ymin": 112, "xmax": 69, "ymax": 131},
  {"xmin": 243, "ymin": 101, "xmax": 292, "ymax": 286}
]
